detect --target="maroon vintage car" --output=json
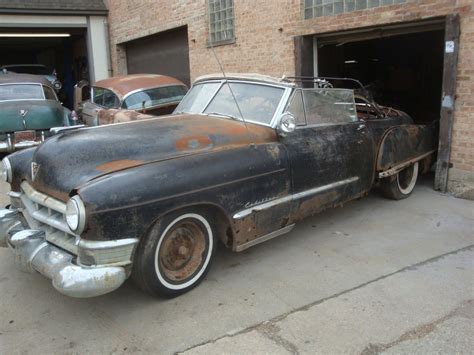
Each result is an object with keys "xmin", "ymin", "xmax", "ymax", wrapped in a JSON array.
[{"xmin": 75, "ymin": 74, "xmax": 188, "ymax": 126}]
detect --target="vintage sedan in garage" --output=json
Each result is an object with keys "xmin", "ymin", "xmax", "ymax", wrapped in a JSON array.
[
  {"xmin": 0, "ymin": 74, "xmax": 437, "ymax": 298},
  {"xmin": 76, "ymin": 74, "xmax": 188, "ymax": 126},
  {"xmin": 1, "ymin": 64, "xmax": 62, "ymax": 91},
  {"xmin": 0, "ymin": 73, "xmax": 76, "ymax": 153}
]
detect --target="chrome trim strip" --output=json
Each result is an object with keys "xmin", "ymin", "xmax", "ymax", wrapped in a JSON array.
[
  {"xmin": 121, "ymin": 83, "xmax": 188, "ymax": 103},
  {"xmin": 185, "ymin": 79, "xmax": 291, "ymax": 128},
  {"xmin": 235, "ymin": 224, "xmax": 295, "ymax": 252},
  {"xmin": 7, "ymin": 191, "xmax": 21, "ymax": 199},
  {"xmin": 378, "ymin": 150, "xmax": 436, "ymax": 178},
  {"xmin": 50, "ymin": 125, "xmax": 85, "ymax": 135},
  {"xmin": 77, "ymin": 237, "xmax": 138, "ymax": 250},
  {"xmin": 0, "ymin": 140, "xmax": 41, "ymax": 152},
  {"xmin": 233, "ymin": 176, "xmax": 359, "ymax": 219}
]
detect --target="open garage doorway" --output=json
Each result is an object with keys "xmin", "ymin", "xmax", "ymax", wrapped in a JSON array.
[
  {"xmin": 125, "ymin": 26, "xmax": 191, "ymax": 86},
  {"xmin": 0, "ymin": 28, "xmax": 89, "ymax": 110},
  {"xmin": 316, "ymin": 28, "xmax": 445, "ymax": 124},
  {"xmin": 300, "ymin": 17, "xmax": 461, "ymax": 192}
]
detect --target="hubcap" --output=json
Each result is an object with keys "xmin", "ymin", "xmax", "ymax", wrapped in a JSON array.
[{"xmin": 158, "ymin": 220, "xmax": 207, "ymax": 282}]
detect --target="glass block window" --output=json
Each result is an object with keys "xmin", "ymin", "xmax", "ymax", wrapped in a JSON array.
[
  {"xmin": 304, "ymin": 0, "xmax": 406, "ymax": 19},
  {"xmin": 209, "ymin": 0, "xmax": 235, "ymax": 44}
]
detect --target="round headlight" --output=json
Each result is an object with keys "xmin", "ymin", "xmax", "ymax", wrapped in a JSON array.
[
  {"xmin": 1, "ymin": 158, "xmax": 12, "ymax": 183},
  {"xmin": 53, "ymin": 80, "xmax": 62, "ymax": 91},
  {"xmin": 66, "ymin": 195, "xmax": 86, "ymax": 234}
]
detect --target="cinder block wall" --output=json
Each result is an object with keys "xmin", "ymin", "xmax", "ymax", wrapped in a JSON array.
[{"xmin": 108, "ymin": 0, "xmax": 473, "ymax": 198}]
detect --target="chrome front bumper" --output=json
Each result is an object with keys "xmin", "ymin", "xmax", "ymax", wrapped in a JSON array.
[{"xmin": 0, "ymin": 208, "xmax": 136, "ymax": 298}]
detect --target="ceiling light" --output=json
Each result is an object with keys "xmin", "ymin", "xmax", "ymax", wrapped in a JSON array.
[
  {"xmin": 344, "ymin": 60, "xmax": 358, "ymax": 64},
  {"xmin": 0, "ymin": 33, "xmax": 70, "ymax": 38}
]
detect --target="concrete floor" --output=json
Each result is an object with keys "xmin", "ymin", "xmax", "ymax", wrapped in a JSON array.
[{"xmin": 0, "ymin": 177, "xmax": 473, "ymax": 354}]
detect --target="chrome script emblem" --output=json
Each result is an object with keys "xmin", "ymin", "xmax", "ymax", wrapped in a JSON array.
[
  {"xmin": 31, "ymin": 162, "xmax": 40, "ymax": 181},
  {"xmin": 19, "ymin": 109, "xmax": 28, "ymax": 117}
]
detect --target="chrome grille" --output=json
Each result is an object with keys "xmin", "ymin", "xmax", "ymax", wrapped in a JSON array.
[{"xmin": 19, "ymin": 181, "xmax": 79, "ymax": 254}]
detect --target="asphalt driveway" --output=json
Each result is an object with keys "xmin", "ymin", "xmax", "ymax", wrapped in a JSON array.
[{"xmin": 0, "ymin": 176, "xmax": 473, "ymax": 354}]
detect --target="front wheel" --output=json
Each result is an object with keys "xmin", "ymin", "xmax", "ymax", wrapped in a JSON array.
[
  {"xmin": 133, "ymin": 211, "xmax": 216, "ymax": 298},
  {"xmin": 381, "ymin": 161, "xmax": 419, "ymax": 200}
]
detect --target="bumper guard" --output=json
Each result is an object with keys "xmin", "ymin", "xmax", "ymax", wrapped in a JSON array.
[{"xmin": 0, "ymin": 208, "xmax": 131, "ymax": 298}]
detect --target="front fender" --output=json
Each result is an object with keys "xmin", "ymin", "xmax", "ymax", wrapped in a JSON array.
[
  {"xmin": 5, "ymin": 147, "xmax": 36, "ymax": 192},
  {"xmin": 376, "ymin": 123, "xmax": 438, "ymax": 173},
  {"xmin": 77, "ymin": 143, "xmax": 290, "ymax": 241}
]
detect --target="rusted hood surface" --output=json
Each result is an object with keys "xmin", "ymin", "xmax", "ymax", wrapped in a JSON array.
[{"xmin": 30, "ymin": 114, "xmax": 276, "ymax": 200}]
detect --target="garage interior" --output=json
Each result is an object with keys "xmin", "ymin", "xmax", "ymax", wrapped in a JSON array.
[
  {"xmin": 0, "ymin": 28, "xmax": 89, "ymax": 109},
  {"xmin": 125, "ymin": 26, "xmax": 191, "ymax": 86},
  {"xmin": 316, "ymin": 26, "xmax": 445, "ymax": 124}
]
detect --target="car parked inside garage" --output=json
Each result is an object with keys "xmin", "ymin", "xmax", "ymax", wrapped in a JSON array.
[
  {"xmin": 76, "ymin": 74, "xmax": 188, "ymax": 126},
  {"xmin": 0, "ymin": 73, "xmax": 76, "ymax": 153},
  {"xmin": 0, "ymin": 74, "xmax": 437, "ymax": 298},
  {"xmin": 1, "ymin": 64, "xmax": 62, "ymax": 92}
]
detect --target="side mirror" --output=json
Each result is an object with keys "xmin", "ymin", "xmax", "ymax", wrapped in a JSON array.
[{"xmin": 277, "ymin": 112, "xmax": 296, "ymax": 137}]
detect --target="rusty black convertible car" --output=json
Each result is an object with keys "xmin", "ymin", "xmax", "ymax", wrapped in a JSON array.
[{"xmin": 0, "ymin": 74, "xmax": 437, "ymax": 298}]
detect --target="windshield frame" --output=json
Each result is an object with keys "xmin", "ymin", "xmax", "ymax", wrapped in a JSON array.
[
  {"xmin": 0, "ymin": 83, "xmax": 49, "ymax": 102},
  {"xmin": 175, "ymin": 79, "xmax": 292, "ymax": 128}
]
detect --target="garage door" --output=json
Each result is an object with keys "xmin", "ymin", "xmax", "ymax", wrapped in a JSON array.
[{"xmin": 126, "ymin": 26, "xmax": 190, "ymax": 86}]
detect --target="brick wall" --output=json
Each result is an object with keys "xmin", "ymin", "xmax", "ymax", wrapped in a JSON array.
[{"xmin": 108, "ymin": 0, "xmax": 473, "ymax": 197}]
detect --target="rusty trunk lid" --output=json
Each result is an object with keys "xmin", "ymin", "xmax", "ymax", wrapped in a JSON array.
[{"xmin": 30, "ymin": 114, "xmax": 276, "ymax": 200}]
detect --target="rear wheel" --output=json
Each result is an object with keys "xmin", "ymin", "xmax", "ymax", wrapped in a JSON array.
[
  {"xmin": 133, "ymin": 210, "xmax": 216, "ymax": 298},
  {"xmin": 381, "ymin": 162, "xmax": 419, "ymax": 200}
]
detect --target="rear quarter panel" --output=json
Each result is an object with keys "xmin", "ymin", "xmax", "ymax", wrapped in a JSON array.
[{"xmin": 376, "ymin": 123, "xmax": 438, "ymax": 172}]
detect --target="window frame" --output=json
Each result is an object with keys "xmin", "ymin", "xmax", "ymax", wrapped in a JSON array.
[
  {"xmin": 176, "ymin": 79, "xmax": 293, "ymax": 128},
  {"xmin": 121, "ymin": 84, "xmax": 188, "ymax": 110},
  {"xmin": 303, "ymin": 0, "xmax": 407, "ymax": 19},
  {"xmin": 0, "ymin": 83, "xmax": 46, "ymax": 102},
  {"xmin": 91, "ymin": 86, "xmax": 120, "ymax": 109},
  {"xmin": 286, "ymin": 87, "xmax": 358, "ymax": 129},
  {"xmin": 42, "ymin": 85, "xmax": 59, "ymax": 101},
  {"xmin": 208, "ymin": 0, "xmax": 236, "ymax": 46}
]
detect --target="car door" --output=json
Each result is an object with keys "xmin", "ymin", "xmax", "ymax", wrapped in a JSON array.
[
  {"xmin": 280, "ymin": 88, "xmax": 375, "ymax": 222},
  {"xmin": 82, "ymin": 87, "xmax": 120, "ymax": 126}
]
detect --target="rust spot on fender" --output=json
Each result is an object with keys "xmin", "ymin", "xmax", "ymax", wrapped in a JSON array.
[
  {"xmin": 95, "ymin": 159, "xmax": 145, "ymax": 173},
  {"xmin": 175, "ymin": 135, "xmax": 213, "ymax": 151}
]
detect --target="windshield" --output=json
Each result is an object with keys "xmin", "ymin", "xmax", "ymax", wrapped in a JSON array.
[
  {"xmin": 124, "ymin": 85, "xmax": 187, "ymax": 110},
  {"xmin": 4, "ymin": 65, "xmax": 50, "ymax": 75},
  {"xmin": 0, "ymin": 84, "xmax": 44, "ymax": 101},
  {"xmin": 175, "ymin": 81, "xmax": 285, "ymax": 125}
]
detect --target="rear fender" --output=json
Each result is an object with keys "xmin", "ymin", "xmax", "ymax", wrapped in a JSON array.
[{"xmin": 377, "ymin": 124, "xmax": 438, "ymax": 177}]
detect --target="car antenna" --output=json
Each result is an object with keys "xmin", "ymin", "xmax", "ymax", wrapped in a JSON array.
[{"xmin": 208, "ymin": 35, "xmax": 254, "ymax": 145}]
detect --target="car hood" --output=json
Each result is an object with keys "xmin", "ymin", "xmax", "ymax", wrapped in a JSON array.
[
  {"xmin": 0, "ymin": 100, "xmax": 65, "ymax": 133},
  {"xmin": 30, "ymin": 114, "xmax": 277, "ymax": 201}
]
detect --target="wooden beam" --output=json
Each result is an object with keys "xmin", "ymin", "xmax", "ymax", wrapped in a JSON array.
[
  {"xmin": 434, "ymin": 14, "xmax": 460, "ymax": 192},
  {"xmin": 294, "ymin": 35, "xmax": 313, "ymax": 87}
]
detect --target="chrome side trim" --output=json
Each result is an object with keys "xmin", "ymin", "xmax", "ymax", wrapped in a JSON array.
[
  {"xmin": 77, "ymin": 238, "xmax": 138, "ymax": 267},
  {"xmin": 50, "ymin": 125, "xmax": 85, "ymax": 135},
  {"xmin": 233, "ymin": 176, "xmax": 359, "ymax": 219},
  {"xmin": 0, "ymin": 139, "xmax": 41, "ymax": 152},
  {"xmin": 235, "ymin": 224, "xmax": 295, "ymax": 252},
  {"xmin": 378, "ymin": 150, "xmax": 436, "ymax": 178}
]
